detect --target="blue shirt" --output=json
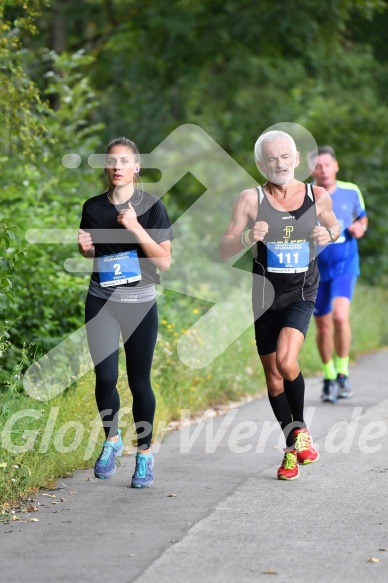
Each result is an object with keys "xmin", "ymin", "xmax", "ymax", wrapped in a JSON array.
[{"xmin": 317, "ymin": 181, "xmax": 366, "ymax": 281}]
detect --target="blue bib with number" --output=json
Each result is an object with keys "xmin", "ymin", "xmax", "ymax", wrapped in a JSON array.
[
  {"xmin": 98, "ymin": 250, "xmax": 142, "ymax": 287},
  {"xmin": 267, "ymin": 241, "xmax": 310, "ymax": 273}
]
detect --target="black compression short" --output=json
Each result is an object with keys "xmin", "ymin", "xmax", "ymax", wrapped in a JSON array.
[{"xmin": 254, "ymin": 300, "xmax": 314, "ymax": 356}]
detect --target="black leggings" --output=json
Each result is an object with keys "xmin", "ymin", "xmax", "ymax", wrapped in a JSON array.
[{"xmin": 85, "ymin": 293, "xmax": 158, "ymax": 449}]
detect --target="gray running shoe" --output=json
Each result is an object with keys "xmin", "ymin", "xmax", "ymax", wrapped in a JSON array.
[
  {"xmin": 131, "ymin": 453, "xmax": 154, "ymax": 488},
  {"xmin": 337, "ymin": 374, "xmax": 353, "ymax": 398},
  {"xmin": 94, "ymin": 430, "xmax": 124, "ymax": 479},
  {"xmin": 321, "ymin": 379, "xmax": 338, "ymax": 403}
]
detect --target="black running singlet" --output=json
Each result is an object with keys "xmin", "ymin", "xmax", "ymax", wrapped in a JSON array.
[{"xmin": 252, "ymin": 183, "xmax": 319, "ymax": 311}]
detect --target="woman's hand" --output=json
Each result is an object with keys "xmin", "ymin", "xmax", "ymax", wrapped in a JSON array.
[
  {"xmin": 78, "ymin": 229, "xmax": 95, "ymax": 257},
  {"xmin": 116, "ymin": 201, "xmax": 171, "ymax": 270},
  {"xmin": 117, "ymin": 202, "xmax": 140, "ymax": 231}
]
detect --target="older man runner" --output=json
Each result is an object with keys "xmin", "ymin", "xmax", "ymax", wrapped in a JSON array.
[{"xmin": 220, "ymin": 131, "xmax": 340, "ymax": 480}]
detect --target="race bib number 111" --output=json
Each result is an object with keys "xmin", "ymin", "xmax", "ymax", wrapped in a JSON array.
[{"xmin": 267, "ymin": 241, "xmax": 309, "ymax": 273}]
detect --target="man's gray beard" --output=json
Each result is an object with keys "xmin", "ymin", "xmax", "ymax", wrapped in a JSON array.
[{"xmin": 266, "ymin": 171, "xmax": 294, "ymax": 186}]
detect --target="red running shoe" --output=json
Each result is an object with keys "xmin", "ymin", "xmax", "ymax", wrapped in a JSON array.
[
  {"xmin": 294, "ymin": 428, "xmax": 320, "ymax": 465},
  {"xmin": 277, "ymin": 450, "xmax": 299, "ymax": 480}
]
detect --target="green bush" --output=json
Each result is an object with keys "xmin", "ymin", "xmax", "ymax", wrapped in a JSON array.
[{"xmin": 1, "ymin": 50, "xmax": 103, "ymax": 384}]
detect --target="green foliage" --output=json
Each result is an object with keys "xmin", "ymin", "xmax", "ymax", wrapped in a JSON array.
[
  {"xmin": 300, "ymin": 284, "xmax": 388, "ymax": 372},
  {"xmin": 41, "ymin": 49, "xmax": 104, "ymax": 148},
  {"xmin": 0, "ymin": 44, "xmax": 104, "ymax": 382},
  {"xmin": 0, "ymin": 224, "xmax": 26, "ymax": 304},
  {"xmin": 0, "ymin": 0, "xmax": 48, "ymax": 157},
  {"xmin": 0, "ymin": 321, "xmax": 30, "ymax": 395}
]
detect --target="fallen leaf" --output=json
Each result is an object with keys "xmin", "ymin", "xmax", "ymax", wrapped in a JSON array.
[
  {"xmin": 41, "ymin": 494, "xmax": 56, "ymax": 498},
  {"xmin": 167, "ymin": 493, "xmax": 177, "ymax": 497},
  {"xmin": 262, "ymin": 570, "xmax": 278, "ymax": 575},
  {"xmin": 26, "ymin": 506, "xmax": 38, "ymax": 512},
  {"xmin": 85, "ymin": 477, "xmax": 91, "ymax": 481},
  {"xmin": 68, "ymin": 491, "xmax": 77, "ymax": 495},
  {"xmin": 60, "ymin": 498, "xmax": 65, "ymax": 502},
  {"xmin": 368, "ymin": 557, "xmax": 380, "ymax": 563},
  {"xmin": 29, "ymin": 518, "xmax": 39, "ymax": 522},
  {"xmin": 379, "ymin": 548, "xmax": 388, "ymax": 552}
]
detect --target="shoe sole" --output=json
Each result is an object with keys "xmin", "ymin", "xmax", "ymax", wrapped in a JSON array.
[
  {"xmin": 321, "ymin": 396, "xmax": 337, "ymax": 403},
  {"xmin": 298, "ymin": 452, "xmax": 320, "ymax": 465},
  {"xmin": 131, "ymin": 480, "xmax": 153, "ymax": 488},
  {"xmin": 94, "ymin": 469, "xmax": 116, "ymax": 479},
  {"xmin": 94, "ymin": 459, "xmax": 120, "ymax": 479},
  {"xmin": 278, "ymin": 473, "xmax": 299, "ymax": 480}
]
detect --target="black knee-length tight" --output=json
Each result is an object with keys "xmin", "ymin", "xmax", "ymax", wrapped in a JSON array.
[{"xmin": 85, "ymin": 293, "xmax": 158, "ymax": 449}]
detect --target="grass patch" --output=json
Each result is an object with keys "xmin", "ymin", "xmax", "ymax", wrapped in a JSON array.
[
  {"xmin": 300, "ymin": 283, "xmax": 388, "ymax": 375},
  {"xmin": 1, "ymin": 283, "xmax": 387, "ymax": 509}
]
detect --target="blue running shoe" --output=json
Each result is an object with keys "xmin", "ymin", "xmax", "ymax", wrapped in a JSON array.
[
  {"xmin": 337, "ymin": 374, "xmax": 353, "ymax": 399},
  {"xmin": 131, "ymin": 453, "xmax": 154, "ymax": 488},
  {"xmin": 94, "ymin": 430, "xmax": 124, "ymax": 480},
  {"xmin": 321, "ymin": 379, "xmax": 338, "ymax": 403}
]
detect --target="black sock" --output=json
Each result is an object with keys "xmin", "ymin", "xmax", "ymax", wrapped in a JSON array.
[
  {"xmin": 283, "ymin": 371, "xmax": 306, "ymax": 431},
  {"xmin": 268, "ymin": 392, "xmax": 294, "ymax": 448}
]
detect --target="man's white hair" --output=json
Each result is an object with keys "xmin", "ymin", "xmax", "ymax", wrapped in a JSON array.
[{"xmin": 254, "ymin": 130, "xmax": 297, "ymax": 163}]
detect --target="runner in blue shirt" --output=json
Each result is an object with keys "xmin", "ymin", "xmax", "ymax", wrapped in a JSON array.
[{"xmin": 309, "ymin": 146, "xmax": 368, "ymax": 402}]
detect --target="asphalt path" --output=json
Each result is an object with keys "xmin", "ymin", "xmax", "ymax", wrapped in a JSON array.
[{"xmin": 2, "ymin": 350, "xmax": 388, "ymax": 583}]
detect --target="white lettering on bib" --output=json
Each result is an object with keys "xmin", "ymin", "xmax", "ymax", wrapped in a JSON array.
[
  {"xmin": 98, "ymin": 250, "xmax": 142, "ymax": 287},
  {"xmin": 267, "ymin": 241, "xmax": 309, "ymax": 273}
]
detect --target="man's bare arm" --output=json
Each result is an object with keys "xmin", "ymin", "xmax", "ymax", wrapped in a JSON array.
[
  {"xmin": 219, "ymin": 190, "xmax": 255, "ymax": 261},
  {"xmin": 310, "ymin": 186, "xmax": 341, "ymax": 246}
]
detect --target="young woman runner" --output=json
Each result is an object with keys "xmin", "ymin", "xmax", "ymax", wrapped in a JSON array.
[{"xmin": 78, "ymin": 137, "xmax": 173, "ymax": 487}]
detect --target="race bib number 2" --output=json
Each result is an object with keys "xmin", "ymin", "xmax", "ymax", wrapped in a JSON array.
[
  {"xmin": 267, "ymin": 241, "xmax": 310, "ymax": 273},
  {"xmin": 98, "ymin": 251, "xmax": 142, "ymax": 287}
]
